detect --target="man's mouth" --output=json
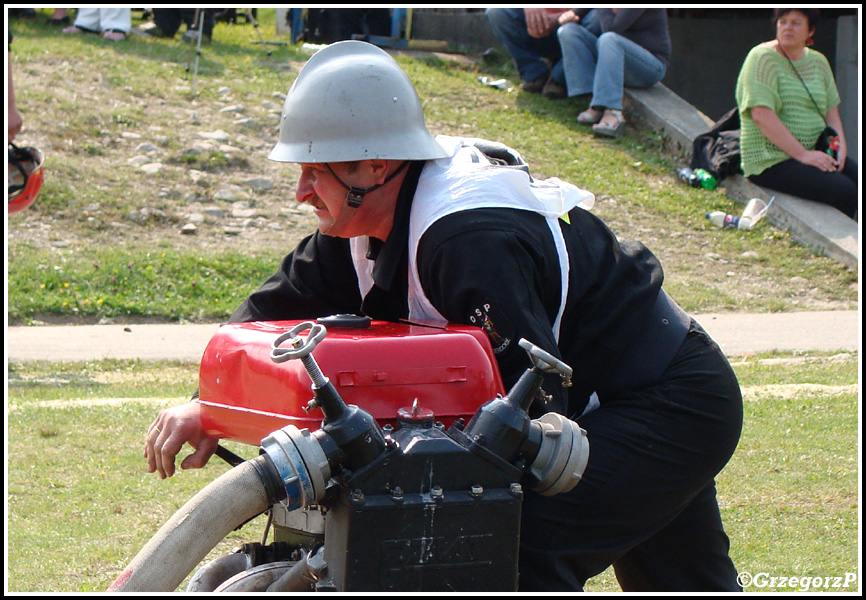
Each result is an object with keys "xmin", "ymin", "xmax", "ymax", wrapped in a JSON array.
[{"xmin": 307, "ymin": 196, "xmax": 327, "ymax": 212}]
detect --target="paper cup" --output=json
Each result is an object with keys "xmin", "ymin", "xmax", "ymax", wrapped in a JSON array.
[{"xmin": 742, "ymin": 197, "xmax": 769, "ymax": 223}]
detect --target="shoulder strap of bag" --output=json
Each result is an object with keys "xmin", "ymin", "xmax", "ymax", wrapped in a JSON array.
[{"xmin": 778, "ymin": 46, "xmax": 827, "ymax": 123}]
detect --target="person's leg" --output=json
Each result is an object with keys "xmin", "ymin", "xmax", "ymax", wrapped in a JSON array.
[
  {"xmin": 99, "ymin": 7, "xmax": 131, "ymax": 39},
  {"xmin": 749, "ymin": 158, "xmax": 858, "ymax": 220},
  {"xmin": 152, "ymin": 9, "xmax": 182, "ymax": 37},
  {"xmin": 181, "ymin": 8, "xmax": 201, "ymax": 32},
  {"xmin": 550, "ymin": 9, "xmax": 600, "ymax": 87},
  {"xmin": 612, "ymin": 482, "xmax": 741, "ymax": 591},
  {"xmin": 48, "ymin": 8, "xmax": 70, "ymax": 24},
  {"xmin": 486, "ymin": 8, "xmax": 560, "ymax": 86},
  {"xmin": 591, "ymin": 32, "xmax": 666, "ymax": 110},
  {"xmin": 518, "ymin": 323, "xmax": 743, "ymax": 591},
  {"xmin": 842, "ymin": 158, "xmax": 859, "ymax": 220},
  {"xmin": 180, "ymin": 8, "xmax": 214, "ymax": 42},
  {"xmin": 68, "ymin": 8, "xmax": 100, "ymax": 33},
  {"xmin": 558, "ymin": 21, "xmax": 600, "ymax": 97},
  {"xmin": 578, "ymin": 8, "xmax": 602, "ymax": 36},
  {"xmin": 201, "ymin": 9, "xmax": 218, "ymax": 37}
]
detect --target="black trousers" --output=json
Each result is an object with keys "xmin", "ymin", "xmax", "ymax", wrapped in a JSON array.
[
  {"xmin": 518, "ymin": 320, "xmax": 743, "ymax": 591},
  {"xmin": 748, "ymin": 157, "xmax": 858, "ymax": 220},
  {"xmin": 153, "ymin": 8, "xmax": 216, "ymax": 37}
]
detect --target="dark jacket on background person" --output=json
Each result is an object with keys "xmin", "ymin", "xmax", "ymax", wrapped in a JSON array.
[{"xmin": 574, "ymin": 8, "xmax": 672, "ymax": 67}]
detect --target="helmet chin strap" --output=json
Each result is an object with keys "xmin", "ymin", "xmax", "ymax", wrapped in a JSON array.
[{"xmin": 321, "ymin": 161, "xmax": 408, "ymax": 237}]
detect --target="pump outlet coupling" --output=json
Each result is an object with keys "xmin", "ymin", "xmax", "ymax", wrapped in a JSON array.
[
  {"xmin": 527, "ymin": 412, "xmax": 589, "ymax": 496},
  {"xmin": 261, "ymin": 426, "xmax": 331, "ymax": 511}
]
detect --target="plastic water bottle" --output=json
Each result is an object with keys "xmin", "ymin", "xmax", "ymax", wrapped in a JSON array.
[
  {"xmin": 478, "ymin": 76, "xmax": 513, "ymax": 92},
  {"xmin": 677, "ymin": 167, "xmax": 700, "ymax": 187},
  {"xmin": 706, "ymin": 211, "xmax": 753, "ymax": 230},
  {"xmin": 693, "ymin": 168, "xmax": 718, "ymax": 190}
]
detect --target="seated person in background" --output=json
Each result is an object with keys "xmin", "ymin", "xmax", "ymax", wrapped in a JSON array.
[
  {"xmin": 485, "ymin": 8, "xmax": 571, "ymax": 99},
  {"xmin": 736, "ymin": 8, "xmax": 857, "ymax": 220},
  {"xmin": 557, "ymin": 8, "xmax": 671, "ymax": 138}
]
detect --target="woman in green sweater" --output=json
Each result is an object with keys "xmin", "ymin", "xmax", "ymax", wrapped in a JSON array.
[{"xmin": 736, "ymin": 8, "xmax": 857, "ymax": 220}]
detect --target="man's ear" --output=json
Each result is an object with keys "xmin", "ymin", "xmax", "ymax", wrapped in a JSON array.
[{"xmin": 364, "ymin": 158, "xmax": 392, "ymax": 185}]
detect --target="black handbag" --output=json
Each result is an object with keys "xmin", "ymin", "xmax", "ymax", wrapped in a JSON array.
[
  {"xmin": 690, "ymin": 107, "xmax": 743, "ymax": 182},
  {"xmin": 815, "ymin": 125, "xmax": 840, "ymax": 157}
]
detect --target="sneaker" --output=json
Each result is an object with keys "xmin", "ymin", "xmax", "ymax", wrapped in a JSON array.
[
  {"xmin": 542, "ymin": 77, "xmax": 567, "ymax": 100},
  {"xmin": 520, "ymin": 73, "xmax": 549, "ymax": 94}
]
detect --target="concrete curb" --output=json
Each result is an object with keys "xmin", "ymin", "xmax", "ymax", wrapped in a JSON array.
[
  {"xmin": 7, "ymin": 323, "xmax": 221, "ymax": 363},
  {"xmin": 624, "ymin": 84, "xmax": 859, "ymax": 271},
  {"xmin": 693, "ymin": 311, "xmax": 860, "ymax": 356}
]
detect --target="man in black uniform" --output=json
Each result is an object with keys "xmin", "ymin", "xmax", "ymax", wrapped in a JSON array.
[{"xmin": 145, "ymin": 41, "xmax": 743, "ymax": 591}]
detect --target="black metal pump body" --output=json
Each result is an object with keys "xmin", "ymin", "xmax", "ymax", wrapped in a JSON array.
[{"xmin": 320, "ymin": 412, "xmax": 525, "ymax": 592}]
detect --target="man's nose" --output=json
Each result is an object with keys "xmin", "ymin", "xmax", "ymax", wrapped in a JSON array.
[{"xmin": 296, "ymin": 169, "xmax": 315, "ymax": 204}]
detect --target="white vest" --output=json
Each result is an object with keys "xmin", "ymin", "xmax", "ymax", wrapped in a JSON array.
[{"xmin": 350, "ymin": 135, "xmax": 595, "ymax": 342}]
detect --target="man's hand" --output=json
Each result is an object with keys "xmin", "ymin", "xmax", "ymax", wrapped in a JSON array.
[
  {"xmin": 524, "ymin": 7, "xmax": 562, "ymax": 38},
  {"xmin": 144, "ymin": 402, "xmax": 218, "ymax": 478},
  {"xmin": 557, "ymin": 10, "xmax": 579, "ymax": 26}
]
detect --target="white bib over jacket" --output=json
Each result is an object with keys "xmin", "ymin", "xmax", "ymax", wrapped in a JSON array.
[{"xmin": 351, "ymin": 135, "xmax": 595, "ymax": 342}]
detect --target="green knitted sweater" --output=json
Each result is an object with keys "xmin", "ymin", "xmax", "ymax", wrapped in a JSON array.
[{"xmin": 735, "ymin": 45, "xmax": 840, "ymax": 177}]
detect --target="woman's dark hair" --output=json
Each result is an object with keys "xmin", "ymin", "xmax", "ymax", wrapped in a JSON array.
[{"xmin": 774, "ymin": 8, "xmax": 820, "ymax": 31}]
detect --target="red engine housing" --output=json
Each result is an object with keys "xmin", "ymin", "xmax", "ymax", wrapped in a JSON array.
[{"xmin": 198, "ymin": 320, "xmax": 506, "ymax": 446}]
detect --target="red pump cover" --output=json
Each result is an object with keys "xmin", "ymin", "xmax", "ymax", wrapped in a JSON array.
[{"xmin": 198, "ymin": 319, "xmax": 505, "ymax": 446}]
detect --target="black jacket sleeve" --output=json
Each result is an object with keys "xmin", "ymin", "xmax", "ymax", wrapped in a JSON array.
[{"xmin": 228, "ymin": 232, "xmax": 363, "ymax": 323}]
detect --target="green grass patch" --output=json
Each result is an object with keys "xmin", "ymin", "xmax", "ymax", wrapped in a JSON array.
[
  {"xmin": 8, "ymin": 245, "xmax": 277, "ymax": 323},
  {"xmin": 716, "ymin": 355, "xmax": 859, "ymax": 592}
]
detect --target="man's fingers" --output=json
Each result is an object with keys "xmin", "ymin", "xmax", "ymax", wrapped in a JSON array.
[
  {"xmin": 158, "ymin": 432, "xmax": 187, "ymax": 478},
  {"xmin": 181, "ymin": 437, "xmax": 219, "ymax": 470},
  {"xmin": 143, "ymin": 421, "xmax": 163, "ymax": 472}
]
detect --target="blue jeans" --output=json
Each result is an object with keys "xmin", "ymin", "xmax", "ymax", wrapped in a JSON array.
[
  {"xmin": 558, "ymin": 11, "xmax": 666, "ymax": 110},
  {"xmin": 485, "ymin": 8, "xmax": 565, "ymax": 84}
]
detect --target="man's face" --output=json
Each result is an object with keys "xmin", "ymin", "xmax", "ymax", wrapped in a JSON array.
[{"xmin": 296, "ymin": 162, "xmax": 364, "ymax": 237}]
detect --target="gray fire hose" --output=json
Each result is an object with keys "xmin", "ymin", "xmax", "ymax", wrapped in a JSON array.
[{"xmin": 108, "ymin": 457, "xmax": 278, "ymax": 592}]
